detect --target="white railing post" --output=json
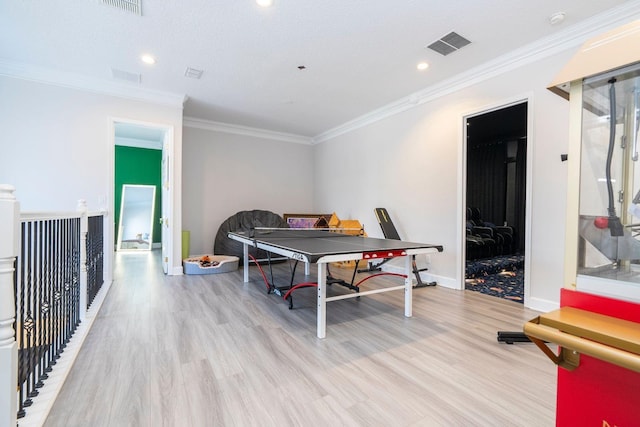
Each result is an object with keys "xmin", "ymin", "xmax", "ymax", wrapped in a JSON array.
[
  {"xmin": 77, "ymin": 199, "xmax": 88, "ymax": 321},
  {"xmin": 0, "ymin": 184, "xmax": 19, "ymax": 427}
]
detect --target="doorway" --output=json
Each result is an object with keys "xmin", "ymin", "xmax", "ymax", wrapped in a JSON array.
[
  {"xmin": 464, "ymin": 102, "xmax": 528, "ymax": 302},
  {"xmin": 113, "ymin": 120, "xmax": 173, "ymax": 273}
]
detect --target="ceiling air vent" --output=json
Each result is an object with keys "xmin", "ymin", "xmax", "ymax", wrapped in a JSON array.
[
  {"xmin": 427, "ymin": 31, "xmax": 471, "ymax": 56},
  {"xmin": 184, "ymin": 67, "xmax": 204, "ymax": 79},
  {"xmin": 102, "ymin": 0, "xmax": 141, "ymax": 15},
  {"xmin": 111, "ymin": 68, "xmax": 141, "ymax": 84}
]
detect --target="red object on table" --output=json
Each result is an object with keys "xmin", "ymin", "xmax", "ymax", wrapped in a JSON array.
[{"xmin": 593, "ymin": 216, "xmax": 608, "ymax": 229}]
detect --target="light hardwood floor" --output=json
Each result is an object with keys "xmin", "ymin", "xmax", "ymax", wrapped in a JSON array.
[{"xmin": 44, "ymin": 251, "xmax": 556, "ymax": 426}]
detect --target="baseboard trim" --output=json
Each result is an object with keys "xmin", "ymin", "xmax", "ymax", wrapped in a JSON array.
[
  {"xmin": 526, "ymin": 296, "xmax": 559, "ymax": 313},
  {"xmin": 380, "ymin": 262, "xmax": 458, "ymax": 290}
]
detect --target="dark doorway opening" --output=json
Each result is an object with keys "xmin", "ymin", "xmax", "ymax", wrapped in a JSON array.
[{"xmin": 465, "ymin": 102, "xmax": 527, "ymax": 302}]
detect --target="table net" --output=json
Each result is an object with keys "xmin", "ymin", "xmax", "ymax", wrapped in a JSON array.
[{"xmin": 248, "ymin": 227, "xmax": 360, "ymax": 239}]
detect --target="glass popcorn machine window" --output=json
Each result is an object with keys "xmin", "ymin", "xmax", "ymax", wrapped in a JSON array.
[{"xmin": 578, "ymin": 63, "xmax": 640, "ymax": 282}]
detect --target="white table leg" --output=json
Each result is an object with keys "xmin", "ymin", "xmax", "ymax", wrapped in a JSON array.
[
  {"xmin": 243, "ymin": 243, "xmax": 249, "ymax": 282},
  {"xmin": 317, "ymin": 262, "xmax": 327, "ymax": 338},
  {"xmin": 404, "ymin": 255, "xmax": 412, "ymax": 317},
  {"xmin": 305, "ymin": 261, "xmax": 310, "ymax": 276}
]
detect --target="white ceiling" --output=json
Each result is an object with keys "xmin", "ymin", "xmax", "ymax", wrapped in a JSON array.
[{"xmin": 2, "ymin": 0, "xmax": 639, "ymax": 140}]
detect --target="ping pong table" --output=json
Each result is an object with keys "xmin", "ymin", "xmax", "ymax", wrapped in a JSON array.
[{"xmin": 228, "ymin": 228, "xmax": 443, "ymax": 338}]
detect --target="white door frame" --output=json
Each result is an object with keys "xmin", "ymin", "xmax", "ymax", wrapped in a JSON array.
[
  {"xmin": 458, "ymin": 95, "xmax": 534, "ymax": 305},
  {"xmin": 109, "ymin": 117, "xmax": 175, "ymax": 275},
  {"xmin": 160, "ymin": 131, "xmax": 174, "ymax": 274}
]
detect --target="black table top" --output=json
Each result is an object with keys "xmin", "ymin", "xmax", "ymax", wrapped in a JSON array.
[{"xmin": 229, "ymin": 229, "xmax": 443, "ymax": 263}]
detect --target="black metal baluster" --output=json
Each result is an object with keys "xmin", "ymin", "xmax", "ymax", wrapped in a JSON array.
[
  {"xmin": 70, "ymin": 218, "xmax": 79, "ymax": 333},
  {"xmin": 57, "ymin": 217, "xmax": 64, "ymax": 357},
  {"xmin": 42, "ymin": 220, "xmax": 53, "ymax": 372},
  {"xmin": 43, "ymin": 219, "xmax": 50, "ymax": 364},
  {"xmin": 87, "ymin": 216, "xmax": 94, "ymax": 307},
  {"xmin": 46, "ymin": 219, "xmax": 54, "ymax": 369},
  {"xmin": 58, "ymin": 218, "xmax": 67, "ymax": 355},
  {"xmin": 65, "ymin": 218, "xmax": 73, "ymax": 344},
  {"xmin": 53, "ymin": 219, "xmax": 64, "ymax": 363},
  {"xmin": 98, "ymin": 216, "xmax": 103, "ymax": 299},
  {"xmin": 97, "ymin": 216, "xmax": 104, "ymax": 301},
  {"xmin": 87, "ymin": 215, "xmax": 105, "ymax": 307},
  {"xmin": 16, "ymin": 221, "xmax": 27, "ymax": 418},
  {"xmin": 75, "ymin": 217, "xmax": 81, "ymax": 325},
  {"xmin": 13, "ymin": 213, "xmax": 104, "ymax": 421},
  {"xmin": 26, "ymin": 221, "xmax": 38, "ymax": 404},
  {"xmin": 51, "ymin": 219, "xmax": 60, "ymax": 366},
  {"xmin": 65, "ymin": 218, "xmax": 74, "ymax": 346},
  {"xmin": 63, "ymin": 218, "xmax": 68, "ymax": 344},
  {"xmin": 34, "ymin": 220, "xmax": 45, "ymax": 389},
  {"xmin": 43, "ymin": 219, "xmax": 53, "ymax": 376}
]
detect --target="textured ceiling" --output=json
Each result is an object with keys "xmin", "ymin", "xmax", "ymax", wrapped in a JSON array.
[{"xmin": 1, "ymin": 0, "xmax": 639, "ymax": 139}]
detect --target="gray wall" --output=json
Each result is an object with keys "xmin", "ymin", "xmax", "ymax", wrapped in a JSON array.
[{"xmin": 182, "ymin": 126, "xmax": 314, "ymax": 255}]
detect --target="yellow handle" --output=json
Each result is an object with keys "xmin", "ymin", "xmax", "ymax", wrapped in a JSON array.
[{"xmin": 524, "ymin": 319, "xmax": 640, "ymax": 373}]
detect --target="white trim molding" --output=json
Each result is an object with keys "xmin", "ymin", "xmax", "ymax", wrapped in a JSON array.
[
  {"xmin": 527, "ymin": 297, "xmax": 560, "ymax": 314},
  {"xmin": 2, "ymin": 1, "xmax": 639, "ymax": 145},
  {"xmin": 313, "ymin": 1, "xmax": 640, "ymax": 143},
  {"xmin": 183, "ymin": 116, "xmax": 313, "ymax": 145},
  {"xmin": 0, "ymin": 59, "xmax": 187, "ymax": 109}
]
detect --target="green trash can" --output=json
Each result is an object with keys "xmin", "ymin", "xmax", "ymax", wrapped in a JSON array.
[{"xmin": 182, "ymin": 230, "xmax": 190, "ymax": 260}]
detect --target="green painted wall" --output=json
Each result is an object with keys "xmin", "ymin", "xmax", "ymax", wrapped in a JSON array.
[{"xmin": 115, "ymin": 146, "xmax": 162, "ymax": 244}]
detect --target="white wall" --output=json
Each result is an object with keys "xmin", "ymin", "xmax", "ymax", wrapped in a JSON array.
[
  {"xmin": 313, "ymin": 50, "xmax": 573, "ymax": 311},
  {"xmin": 0, "ymin": 76, "xmax": 184, "ymax": 276},
  {"xmin": 182, "ymin": 126, "xmax": 314, "ymax": 255},
  {"xmin": 0, "ymin": 50, "xmax": 602, "ymax": 309}
]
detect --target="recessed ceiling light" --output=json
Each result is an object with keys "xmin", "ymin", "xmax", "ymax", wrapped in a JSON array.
[
  {"xmin": 417, "ymin": 62, "xmax": 429, "ymax": 71},
  {"xmin": 141, "ymin": 54, "xmax": 156, "ymax": 65},
  {"xmin": 256, "ymin": 0, "xmax": 273, "ymax": 7}
]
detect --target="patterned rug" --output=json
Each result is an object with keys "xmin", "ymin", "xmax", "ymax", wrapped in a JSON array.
[{"xmin": 465, "ymin": 254, "xmax": 524, "ymax": 303}]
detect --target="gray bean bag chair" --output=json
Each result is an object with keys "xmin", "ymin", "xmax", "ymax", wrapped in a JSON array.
[{"xmin": 214, "ymin": 210, "xmax": 288, "ymax": 262}]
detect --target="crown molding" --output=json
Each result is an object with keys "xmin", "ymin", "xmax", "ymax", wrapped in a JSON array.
[
  {"xmin": 4, "ymin": 1, "xmax": 638, "ymax": 145},
  {"xmin": 0, "ymin": 59, "xmax": 187, "ymax": 108},
  {"xmin": 183, "ymin": 116, "xmax": 313, "ymax": 145},
  {"xmin": 313, "ymin": 1, "xmax": 640, "ymax": 143}
]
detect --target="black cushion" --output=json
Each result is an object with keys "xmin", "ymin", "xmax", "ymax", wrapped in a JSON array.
[{"xmin": 214, "ymin": 210, "xmax": 288, "ymax": 262}]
